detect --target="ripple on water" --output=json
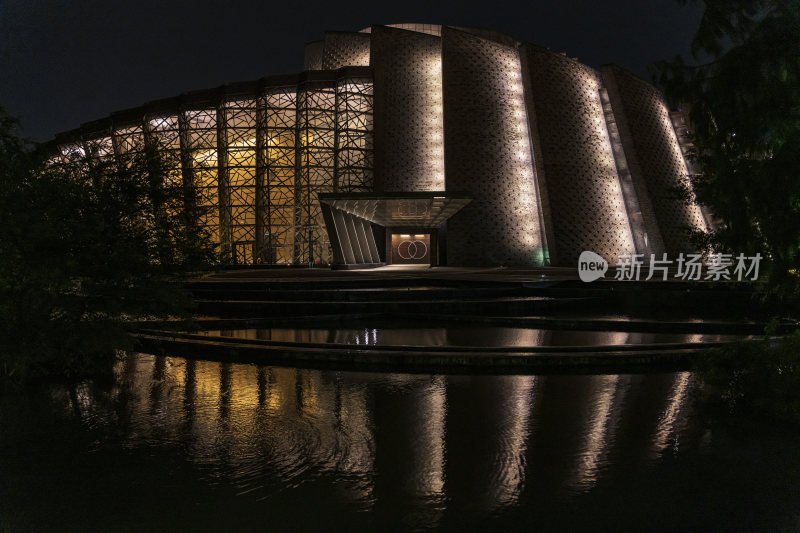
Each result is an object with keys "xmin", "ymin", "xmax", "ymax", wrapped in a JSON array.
[{"xmin": 9, "ymin": 353, "xmax": 797, "ymax": 532}]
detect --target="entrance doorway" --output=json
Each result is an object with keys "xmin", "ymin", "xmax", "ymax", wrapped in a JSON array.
[{"xmin": 390, "ymin": 233, "xmax": 431, "ymax": 265}]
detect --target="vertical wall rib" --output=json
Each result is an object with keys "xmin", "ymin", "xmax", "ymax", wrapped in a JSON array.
[
  {"xmin": 362, "ymin": 219, "xmax": 381, "ymax": 262},
  {"xmin": 518, "ymin": 46, "xmax": 556, "ymax": 265},
  {"xmin": 442, "ymin": 27, "xmax": 542, "ymax": 266},
  {"xmin": 216, "ymin": 103, "xmax": 232, "ymax": 261},
  {"xmin": 354, "ymin": 217, "xmax": 375, "ymax": 263},
  {"xmin": 601, "ymin": 65, "xmax": 706, "ymax": 255},
  {"xmin": 521, "ymin": 46, "xmax": 635, "ymax": 265},
  {"xmin": 294, "ymin": 89, "xmax": 307, "ymax": 265},
  {"xmin": 600, "ymin": 67, "xmax": 665, "ymax": 255},
  {"xmin": 332, "ymin": 208, "xmax": 356, "ymax": 264},
  {"xmin": 320, "ymin": 203, "xmax": 345, "ymax": 264},
  {"xmin": 177, "ymin": 110, "xmax": 199, "ymax": 229},
  {"xmin": 344, "ymin": 213, "xmax": 365, "ymax": 263},
  {"xmin": 600, "ymin": 87, "xmax": 650, "ymax": 256},
  {"xmin": 255, "ymin": 96, "xmax": 267, "ymax": 262},
  {"xmin": 371, "ymin": 25, "xmax": 445, "ymax": 192}
]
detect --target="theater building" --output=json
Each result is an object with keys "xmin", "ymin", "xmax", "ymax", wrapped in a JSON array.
[{"xmin": 55, "ymin": 23, "xmax": 710, "ymax": 268}]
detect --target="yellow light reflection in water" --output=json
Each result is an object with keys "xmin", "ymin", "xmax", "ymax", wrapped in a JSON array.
[{"xmin": 65, "ymin": 353, "xmax": 706, "ymax": 519}]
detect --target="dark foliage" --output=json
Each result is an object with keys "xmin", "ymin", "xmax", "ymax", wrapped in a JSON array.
[
  {"xmin": 694, "ymin": 322, "xmax": 800, "ymax": 427},
  {"xmin": 654, "ymin": 0, "xmax": 800, "ymax": 297},
  {"xmin": 0, "ymin": 110, "xmax": 217, "ymax": 380}
]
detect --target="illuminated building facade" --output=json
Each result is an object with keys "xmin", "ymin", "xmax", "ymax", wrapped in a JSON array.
[{"xmin": 55, "ymin": 23, "xmax": 710, "ymax": 268}]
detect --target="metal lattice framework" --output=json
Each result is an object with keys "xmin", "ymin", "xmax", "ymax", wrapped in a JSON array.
[
  {"xmin": 261, "ymin": 87, "xmax": 298, "ymax": 265},
  {"xmin": 184, "ymin": 108, "xmax": 221, "ymax": 244},
  {"xmin": 336, "ymin": 79, "xmax": 373, "ymax": 194},
  {"xmin": 297, "ymin": 85, "xmax": 336, "ymax": 264},
  {"xmin": 58, "ymin": 70, "xmax": 373, "ymax": 266},
  {"xmin": 221, "ymin": 99, "xmax": 257, "ymax": 264}
]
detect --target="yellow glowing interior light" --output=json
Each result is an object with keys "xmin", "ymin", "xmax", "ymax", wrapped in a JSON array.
[
  {"xmin": 414, "ymin": 235, "xmax": 424, "ymax": 238},
  {"xmin": 400, "ymin": 234, "xmax": 411, "ymax": 238},
  {"xmin": 230, "ymin": 138, "xmax": 256, "ymax": 148}
]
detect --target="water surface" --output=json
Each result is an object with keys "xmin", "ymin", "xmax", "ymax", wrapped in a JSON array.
[{"xmin": 1, "ymin": 353, "xmax": 798, "ymax": 532}]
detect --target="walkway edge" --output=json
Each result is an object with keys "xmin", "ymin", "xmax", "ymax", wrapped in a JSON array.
[{"xmin": 131, "ymin": 332, "xmax": 717, "ymax": 374}]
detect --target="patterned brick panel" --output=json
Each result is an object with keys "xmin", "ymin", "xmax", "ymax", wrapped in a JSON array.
[
  {"xmin": 371, "ymin": 25, "xmax": 444, "ymax": 192},
  {"xmin": 304, "ymin": 41, "xmax": 324, "ymax": 70},
  {"xmin": 322, "ymin": 32, "xmax": 371, "ymax": 69},
  {"xmin": 522, "ymin": 46, "xmax": 635, "ymax": 265},
  {"xmin": 602, "ymin": 65, "xmax": 706, "ymax": 255},
  {"xmin": 442, "ymin": 27, "xmax": 543, "ymax": 266}
]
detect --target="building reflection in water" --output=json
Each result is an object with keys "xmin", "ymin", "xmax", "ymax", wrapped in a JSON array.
[{"xmin": 57, "ymin": 353, "xmax": 703, "ymax": 528}]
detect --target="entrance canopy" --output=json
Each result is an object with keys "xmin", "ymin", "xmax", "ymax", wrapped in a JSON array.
[
  {"xmin": 318, "ymin": 192, "xmax": 472, "ymax": 269},
  {"xmin": 318, "ymin": 192, "xmax": 472, "ymax": 227}
]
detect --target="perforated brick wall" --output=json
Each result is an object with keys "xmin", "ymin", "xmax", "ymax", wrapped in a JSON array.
[
  {"xmin": 603, "ymin": 65, "xmax": 706, "ymax": 255},
  {"xmin": 371, "ymin": 25, "xmax": 445, "ymax": 192},
  {"xmin": 522, "ymin": 46, "xmax": 635, "ymax": 265},
  {"xmin": 322, "ymin": 32, "xmax": 371, "ymax": 69},
  {"xmin": 442, "ymin": 27, "xmax": 543, "ymax": 266}
]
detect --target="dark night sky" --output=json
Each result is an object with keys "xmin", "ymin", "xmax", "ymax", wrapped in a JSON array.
[{"xmin": 0, "ymin": 0, "xmax": 704, "ymax": 142}]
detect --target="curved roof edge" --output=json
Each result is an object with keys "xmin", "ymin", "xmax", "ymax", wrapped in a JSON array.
[{"xmin": 52, "ymin": 65, "xmax": 372, "ymax": 144}]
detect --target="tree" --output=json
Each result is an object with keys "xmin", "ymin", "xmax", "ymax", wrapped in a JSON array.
[
  {"xmin": 655, "ymin": 0, "xmax": 800, "ymax": 296},
  {"xmin": 0, "ymin": 110, "xmax": 218, "ymax": 380}
]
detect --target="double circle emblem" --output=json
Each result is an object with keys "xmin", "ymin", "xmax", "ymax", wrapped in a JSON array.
[{"xmin": 397, "ymin": 239, "xmax": 428, "ymax": 260}]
